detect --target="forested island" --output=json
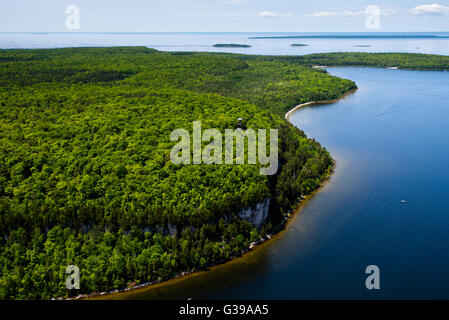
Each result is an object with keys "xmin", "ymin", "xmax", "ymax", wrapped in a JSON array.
[
  {"xmin": 248, "ymin": 34, "xmax": 444, "ymax": 39},
  {"xmin": 213, "ymin": 44, "xmax": 251, "ymax": 48},
  {"xmin": 276, "ymin": 52, "xmax": 449, "ymax": 70},
  {"xmin": 291, "ymin": 44, "xmax": 308, "ymax": 47},
  {"xmin": 1, "ymin": 47, "xmax": 448, "ymax": 299}
]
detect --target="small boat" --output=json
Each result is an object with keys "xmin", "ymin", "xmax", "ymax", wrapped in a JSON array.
[
  {"xmin": 401, "ymin": 200, "xmax": 406, "ymax": 203},
  {"xmin": 377, "ymin": 112, "xmax": 382, "ymax": 117}
]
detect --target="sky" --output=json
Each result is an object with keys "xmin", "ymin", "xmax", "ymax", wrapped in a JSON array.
[{"xmin": 1, "ymin": 0, "xmax": 449, "ymax": 32}]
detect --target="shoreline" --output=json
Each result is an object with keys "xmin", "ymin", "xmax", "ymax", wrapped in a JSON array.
[
  {"xmin": 89, "ymin": 165, "xmax": 336, "ymax": 300},
  {"xmin": 83, "ymin": 87, "xmax": 358, "ymax": 301},
  {"xmin": 91, "ymin": 172, "xmax": 334, "ymax": 300},
  {"xmin": 285, "ymin": 88, "xmax": 358, "ymax": 121}
]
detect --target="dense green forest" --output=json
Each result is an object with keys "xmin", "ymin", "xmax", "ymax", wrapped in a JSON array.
[
  {"xmin": 0, "ymin": 47, "xmax": 352, "ymax": 299},
  {"xmin": 2, "ymin": 47, "xmax": 443, "ymax": 299},
  {"xmin": 277, "ymin": 52, "xmax": 449, "ymax": 70}
]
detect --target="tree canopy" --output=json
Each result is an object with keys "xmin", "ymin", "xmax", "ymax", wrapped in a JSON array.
[{"xmin": 0, "ymin": 47, "xmax": 362, "ymax": 299}]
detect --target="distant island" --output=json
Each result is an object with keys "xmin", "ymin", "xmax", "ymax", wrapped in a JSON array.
[
  {"xmin": 352, "ymin": 45, "xmax": 371, "ymax": 47},
  {"xmin": 291, "ymin": 44, "xmax": 308, "ymax": 47},
  {"xmin": 249, "ymin": 34, "xmax": 445, "ymax": 39},
  {"xmin": 213, "ymin": 43, "xmax": 252, "ymax": 48}
]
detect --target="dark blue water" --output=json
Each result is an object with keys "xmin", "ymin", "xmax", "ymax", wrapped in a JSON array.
[
  {"xmin": 286, "ymin": 68, "xmax": 449, "ymax": 299},
  {"xmin": 111, "ymin": 67, "xmax": 449, "ymax": 300}
]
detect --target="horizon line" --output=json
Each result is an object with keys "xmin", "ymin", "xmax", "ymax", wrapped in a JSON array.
[{"xmin": 1, "ymin": 31, "xmax": 449, "ymax": 34}]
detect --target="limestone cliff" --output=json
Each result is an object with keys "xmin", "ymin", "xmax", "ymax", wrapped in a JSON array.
[{"xmin": 237, "ymin": 197, "xmax": 271, "ymax": 229}]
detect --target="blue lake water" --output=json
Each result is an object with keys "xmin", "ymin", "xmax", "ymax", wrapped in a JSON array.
[
  {"xmin": 107, "ymin": 67, "xmax": 449, "ymax": 300},
  {"xmin": 1, "ymin": 32, "xmax": 449, "ymax": 55}
]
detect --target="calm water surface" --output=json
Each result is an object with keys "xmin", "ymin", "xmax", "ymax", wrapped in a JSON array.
[
  {"xmin": 2, "ymin": 32, "xmax": 449, "ymax": 55},
  {"xmin": 109, "ymin": 67, "xmax": 449, "ymax": 300}
]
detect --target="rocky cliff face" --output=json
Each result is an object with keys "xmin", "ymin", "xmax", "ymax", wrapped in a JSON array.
[
  {"xmin": 237, "ymin": 197, "xmax": 271, "ymax": 229},
  {"xmin": 140, "ymin": 198, "xmax": 271, "ymax": 236}
]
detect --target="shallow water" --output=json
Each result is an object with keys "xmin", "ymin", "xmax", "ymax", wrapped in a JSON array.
[{"xmin": 109, "ymin": 67, "xmax": 449, "ymax": 300}]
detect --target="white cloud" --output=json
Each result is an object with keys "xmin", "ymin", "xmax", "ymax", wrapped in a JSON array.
[
  {"xmin": 306, "ymin": 8, "xmax": 396, "ymax": 18},
  {"xmin": 221, "ymin": 0, "xmax": 247, "ymax": 4},
  {"xmin": 311, "ymin": 11, "xmax": 339, "ymax": 18},
  {"xmin": 380, "ymin": 8, "xmax": 398, "ymax": 16},
  {"xmin": 311, "ymin": 10, "xmax": 365, "ymax": 18},
  {"xmin": 342, "ymin": 10, "xmax": 366, "ymax": 17},
  {"xmin": 258, "ymin": 11, "xmax": 292, "ymax": 18},
  {"xmin": 409, "ymin": 4, "xmax": 449, "ymax": 15},
  {"xmin": 181, "ymin": 12, "xmax": 206, "ymax": 17}
]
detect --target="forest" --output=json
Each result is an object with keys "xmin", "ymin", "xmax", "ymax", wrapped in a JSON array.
[
  {"xmin": 1, "ymin": 47, "xmax": 443, "ymax": 299},
  {"xmin": 213, "ymin": 44, "xmax": 252, "ymax": 48},
  {"xmin": 0, "ymin": 47, "xmax": 349, "ymax": 299},
  {"xmin": 277, "ymin": 52, "xmax": 449, "ymax": 70}
]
